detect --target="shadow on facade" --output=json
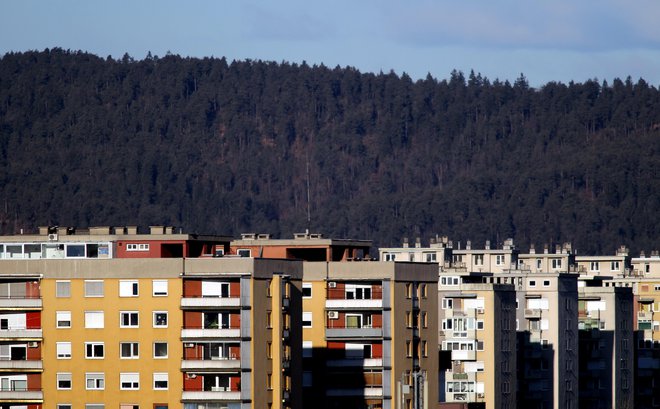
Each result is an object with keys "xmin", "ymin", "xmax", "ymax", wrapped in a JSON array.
[{"xmin": 517, "ymin": 331, "xmax": 554, "ymax": 409}]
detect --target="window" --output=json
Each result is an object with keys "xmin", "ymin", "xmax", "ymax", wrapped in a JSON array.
[
  {"xmin": 302, "ymin": 312, "xmax": 312, "ymax": 328},
  {"xmin": 58, "ymin": 405, "xmax": 72, "ymax": 409},
  {"xmin": 66, "ymin": 244, "xmax": 86, "ymax": 258},
  {"xmin": 120, "ymin": 311, "xmax": 139, "ymax": 328},
  {"xmin": 120, "ymin": 281, "xmax": 139, "ymax": 297},
  {"xmin": 266, "ymin": 311, "xmax": 272, "ymax": 328},
  {"xmin": 422, "ymin": 312, "xmax": 428, "ymax": 328},
  {"xmin": 85, "ymin": 342, "xmax": 105, "ymax": 359},
  {"xmin": 440, "ymin": 276, "xmax": 459, "ymax": 286},
  {"xmin": 536, "ymin": 259, "xmax": 542, "ymax": 269},
  {"xmin": 442, "ymin": 298, "xmax": 453, "ymax": 309},
  {"xmin": 120, "ymin": 405, "xmax": 139, "ymax": 409},
  {"xmin": 405, "ymin": 283, "xmax": 412, "ymax": 298},
  {"xmin": 84, "ymin": 280, "xmax": 104, "ymax": 297},
  {"xmin": 153, "ymin": 342, "xmax": 168, "ymax": 358},
  {"xmin": 303, "ymin": 341, "xmax": 313, "ymax": 358},
  {"xmin": 611, "ymin": 261, "xmax": 620, "ymax": 271},
  {"xmin": 425, "ymin": 253, "xmax": 437, "ymax": 262},
  {"xmin": 86, "ymin": 405, "xmax": 105, "ymax": 409},
  {"xmin": 384, "ymin": 253, "xmax": 396, "ymax": 261},
  {"xmin": 126, "ymin": 243, "xmax": 149, "ymax": 251},
  {"xmin": 406, "ymin": 340, "xmax": 413, "ymax": 357},
  {"xmin": 56, "ymin": 281, "xmax": 71, "ymax": 297},
  {"xmin": 120, "ymin": 373, "xmax": 140, "ymax": 390},
  {"xmin": 57, "ymin": 373, "xmax": 72, "ymax": 389},
  {"xmin": 543, "ymin": 280, "xmax": 551, "ymax": 287},
  {"xmin": 57, "ymin": 311, "xmax": 71, "ymax": 328},
  {"xmin": 237, "ymin": 249, "xmax": 251, "ymax": 257},
  {"xmin": 120, "ymin": 342, "xmax": 139, "ymax": 359},
  {"xmin": 419, "ymin": 284, "xmax": 427, "ymax": 298},
  {"xmin": 152, "ymin": 280, "xmax": 168, "ymax": 296},
  {"xmin": 153, "ymin": 312, "xmax": 168, "ymax": 328},
  {"xmin": 474, "ymin": 254, "xmax": 484, "ymax": 266},
  {"xmin": 551, "ymin": 259, "xmax": 562, "ymax": 269},
  {"xmin": 153, "ymin": 373, "xmax": 168, "ymax": 390},
  {"xmin": 496, "ymin": 255, "xmax": 505, "ymax": 265},
  {"xmin": 590, "ymin": 262, "xmax": 599, "ymax": 271},
  {"xmin": 477, "ymin": 320, "xmax": 484, "ymax": 330},
  {"xmin": 302, "ymin": 283, "xmax": 312, "ymax": 298},
  {"xmin": 302, "ymin": 371, "xmax": 313, "ymax": 387},
  {"xmin": 85, "ymin": 311, "xmax": 104, "ymax": 328},
  {"xmin": 86, "ymin": 373, "xmax": 105, "ymax": 390},
  {"xmin": 529, "ymin": 280, "xmax": 536, "ymax": 287},
  {"xmin": 57, "ymin": 342, "xmax": 72, "ymax": 359}
]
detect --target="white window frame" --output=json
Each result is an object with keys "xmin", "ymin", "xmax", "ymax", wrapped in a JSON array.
[
  {"xmin": 85, "ymin": 405, "xmax": 105, "ymax": 409},
  {"xmin": 56, "ymin": 280, "xmax": 71, "ymax": 298},
  {"xmin": 153, "ymin": 311, "xmax": 168, "ymax": 328},
  {"xmin": 120, "ymin": 311, "xmax": 139, "ymax": 328},
  {"xmin": 590, "ymin": 261, "xmax": 600, "ymax": 271},
  {"xmin": 302, "ymin": 340, "xmax": 313, "ymax": 358},
  {"xmin": 84, "ymin": 280, "xmax": 104, "ymax": 297},
  {"xmin": 442, "ymin": 298, "xmax": 453, "ymax": 309},
  {"xmin": 153, "ymin": 373, "xmax": 168, "ymax": 390},
  {"xmin": 56, "ymin": 311, "xmax": 71, "ymax": 328},
  {"xmin": 474, "ymin": 254, "xmax": 484, "ymax": 266},
  {"xmin": 57, "ymin": 405, "xmax": 72, "ymax": 409},
  {"xmin": 302, "ymin": 312, "xmax": 313, "ymax": 328},
  {"xmin": 120, "ymin": 342, "xmax": 139, "ymax": 359},
  {"xmin": 85, "ymin": 372, "xmax": 105, "ymax": 390},
  {"xmin": 302, "ymin": 283, "xmax": 312, "ymax": 298},
  {"xmin": 153, "ymin": 342, "xmax": 168, "ymax": 359},
  {"xmin": 85, "ymin": 311, "xmax": 104, "ymax": 328},
  {"xmin": 495, "ymin": 255, "xmax": 505, "ymax": 266},
  {"xmin": 119, "ymin": 280, "xmax": 139, "ymax": 297},
  {"xmin": 120, "ymin": 373, "xmax": 140, "ymax": 390},
  {"xmin": 57, "ymin": 342, "xmax": 72, "ymax": 359},
  {"xmin": 611, "ymin": 261, "xmax": 620, "ymax": 271},
  {"xmin": 237, "ymin": 249, "xmax": 251, "ymax": 257},
  {"xmin": 152, "ymin": 280, "xmax": 168, "ymax": 296},
  {"xmin": 126, "ymin": 243, "xmax": 150, "ymax": 251},
  {"xmin": 551, "ymin": 259, "xmax": 562, "ymax": 269},
  {"xmin": 57, "ymin": 373, "xmax": 72, "ymax": 390},
  {"xmin": 85, "ymin": 342, "xmax": 105, "ymax": 359}
]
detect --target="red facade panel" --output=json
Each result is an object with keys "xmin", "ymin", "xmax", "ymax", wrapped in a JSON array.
[
  {"xmin": 26, "ymin": 312, "xmax": 40, "ymax": 329},
  {"xmin": 183, "ymin": 280, "xmax": 202, "ymax": 297}
]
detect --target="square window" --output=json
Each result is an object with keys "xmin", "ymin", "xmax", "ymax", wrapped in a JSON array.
[
  {"xmin": 120, "ymin": 280, "xmax": 139, "ymax": 297},
  {"xmin": 152, "ymin": 280, "xmax": 168, "ymax": 296},
  {"xmin": 153, "ymin": 312, "xmax": 168, "ymax": 328},
  {"xmin": 153, "ymin": 373, "xmax": 168, "ymax": 390},
  {"xmin": 57, "ymin": 311, "xmax": 71, "ymax": 328},
  {"xmin": 85, "ymin": 280, "xmax": 104, "ymax": 297},
  {"xmin": 57, "ymin": 342, "xmax": 72, "ymax": 359},
  {"xmin": 57, "ymin": 373, "xmax": 72, "ymax": 390},
  {"xmin": 302, "ymin": 312, "xmax": 312, "ymax": 328},
  {"xmin": 303, "ymin": 340, "xmax": 313, "ymax": 358},
  {"xmin": 543, "ymin": 280, "xmax": 551, "ymax": 287},
  {"xmin": 120, "ymin": 311, "xmax": 139, "ymax": 328},
  {"xmin": 56, "ymin": 281, "xmax": 71, "ymax": 298},
  {"xmin": 86, "ymin": 372, "xmax": 105, "ymax": 390},
  {"xmin": 120, "ymin": 373, "xmax": 140, "ymax": 390},
  {"xmin": 237, "ymin": 249, "xmax": 251, "ymax": 257},
  {"xmin": 529, "ymin": 280, "xmax": 536, "ymax": 287},
  {"xmin": 154, "ymin": 342, "xmax": 168, "ymax": 358},
  {"xmin": 302, "ymin": 283, "xmax": 312, "ymax": 298},
  {"xmin": 120, "ymin": 342, "xmax": 139, "ymax": 359},
  {"xmin": 85, "ymin": 342, "xmax": 105, "ymax": 359},
  {"xmin": 85, "ymin": 311, "xmax": 104, "ymax": 328}
]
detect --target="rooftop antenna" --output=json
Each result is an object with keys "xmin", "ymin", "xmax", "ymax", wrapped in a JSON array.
[{"xmin": 306, "ymin": 154, "xmax": 311, "ymax": 232}]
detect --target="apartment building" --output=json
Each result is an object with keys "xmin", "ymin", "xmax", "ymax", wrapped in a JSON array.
[
  {"xmin": 575, "ymin": 245, "xmax": 631, "ymax": 277},
  {"xmin": 302, "ymin": 261, "xmax": 439, "ymax": 409},
  {"xmin": 438, "ymin": 271, "xmax": 517, "ymax": 409},
  {"xmin": 379, "ymin": 236, "xmax": 453, "ymax": 265},
  {"xmin": 0, "ymin": 227, "xmax": 303, "ymax": 409},
  {"xmin": 517, "ymin": 243, "xmax": 575, "ymax": 273},
  {"xmin": 577, "ymin": 277, "xmax": 634, "ymax": 409},
  {"xmin": 451, "ymin": 240, "xmax": 518, "ymax": 274}
]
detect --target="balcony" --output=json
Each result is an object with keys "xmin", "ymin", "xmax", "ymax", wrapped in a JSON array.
[
  {"xmin": 0, "ymin": 297, "xmax": 42, "ymax": 310},
  {"xmin": 181, "ymin": 390, "xmax": 241, "ymax": 402},
  {"xmin": 446, "ymin": 392, "xmax": 477, "ymax": 402},
  {"xmin": 326, "ymin": 387, "xmax": 383, "ymax": 397},
  {"xmin": 578, "ymin": 319, "xmax": 603, "ymax": 331},
  {"xmin": 525, "ymin": 308, "xmax": 542, "ymax": 319},
  {"xmin": 181, "ymin": 358, "xmax": 241, "ymax": 371},
  {"xmin": 326, "ymin": 288, "xmax": 383, "ymax": 310},
  {"xmin": 0, "ymin": 359, "xmax": 43, "ymax": 371},
  {"xmin": 451, "ymin": 350, "xmax": 476, "ymax": 361},
  {"xmin": 326, "ymin": 358, "xmax": 383, "ymax": 368},
  {"xmin": 181, "ymin": 327, "xmax": 241, "ymax": 339},
  {"xmin": 325, "ymin": 327, "xmax": 383, "ymax": 340},
  {"xmin": 181, "ymin": 296, "xmax": 241, "ymax": 309},
  {"xmin": 0, "ymin": 329, "xmax": 42, "ymax": 340},
  {"xmin": 638, "ymin": 311, "xmax": 653, "ymax": 321},
  {"xmin": 0, "ymin": 387, "xmax": 43, "ymax": 402}
]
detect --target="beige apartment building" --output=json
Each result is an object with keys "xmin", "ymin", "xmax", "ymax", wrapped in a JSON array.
[
  {"xmin": 301, "ymin": 261, "xmax": 439, "ymax": 409},
  {"xmin": 517, "ymin": 243, "xmax": 575, "ymax": 273},
  {"xmin": 438, "ymin": 271, "xmax": 517, "ymax": 409}
]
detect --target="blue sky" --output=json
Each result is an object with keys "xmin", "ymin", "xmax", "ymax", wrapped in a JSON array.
[{"xmin": 2, "ymin": 0, "xmax": 660, "ymax": 87}]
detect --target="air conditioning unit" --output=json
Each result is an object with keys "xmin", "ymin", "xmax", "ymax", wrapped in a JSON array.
[
  {"xmin": 327, "ymin": 311, "xmax": 339, "ymax": 319},
  {"xmin": 184, "ymin": 343, "xmax": 195, "ymax": 348},
  {"xmin": 476, "ymin": 308, "xmax": 485, "ymax": 314},
  {"xmin": 211, "ymin": 386, "xmax": 226, "ymax": 392},
  {"xmin": 28, "ymin": 342, "xmax": 38, "ymax": 348},
  {"xmin": 48, "ymin": 233, "xmax": 58, "ymax": 241},
  {"xmin": 328, "ymin": 281, "xmax": 337, "ymax": 288},
  {"xmin": 477, "ymin": 393, "xmax": 485, "ymax": 399}
]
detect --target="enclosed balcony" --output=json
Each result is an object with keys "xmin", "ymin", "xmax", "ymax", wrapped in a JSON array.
[
  {"xmin": 181, "ymin": 279, "xmax": 242, "ymax": 310},
  {"xmin": 0, "ymin": 280, "xmax": 41, "ymax": 311},
  {"xmin": 0, "ymin": 374, "xmax": 43, "ymax": 402},
  {"xmin": 182, "ymin": 342, "xmax": 241, "ymax": 371},
  {"xmin": 326, "ymin": 284, "xmax": 383, "ymax": 310},
  {"xmin": 182, "ymin": 312, "xmax": 241, "ymax": 339},
  {"xmin": 182, "ymin": 373, "xmax": 241, "ymax": 402},
  {"xmin": 326, "ymin": 312, "xmax": 383, "ymax": 340}
]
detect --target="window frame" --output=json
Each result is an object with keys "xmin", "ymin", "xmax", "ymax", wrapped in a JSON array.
[
  {"xmin": 85, "ymin": 372, "xmax": 105, "ymax": 390},
  {"xmin": 120, "ymin": 311, "xmax": 139, "ymax": 328},
  {"xmin": 56, "ymin": 342, "xmax": 72, "ymax": 359},
  {"xmin": 85, "ymin": 311, "xmax": 105, "ymax": 329},
  {"xmin": 153, "ymin": 373, "xmax": 169, "ymax": 390},
  {"xmin": 302, "ymin": 312, "xmax": 313, "ymax": 328},
  {"xmin": 120, "ymin": 342, "xmax": 140, "ymax": 359},
  {"xmin": 57, "ymin": 372, "xmax": 72, "ymax": 390},
  {"xmin": 153, "ymin": 311, "xmax": 168, "ymax": 328},
  {"xmin": 152, "ymin": 280, "xmax": 168, "ymax": 296},
  {"xmin": 153, "ymin": 342, "xmax": 168, "ymax": 359},
  {"xmin": 84, "ymin": 280, "xmax": 104, "ymax": 297},
  {"xmin": 120, "ymin": 372, "xmax": 140, "ymax": 390},
  {"xmin": 85, "ymin": 342, "xmax": 105, "ymax": 359},
  {"xmin": 119, "ymin": 280, "xmax": 139, "ymax": 297},
  {"xmin": 56, "ymin": 280, "xmax": 71, "ymax": 298},
  {"xmin": 56, "ymin": 311, "xmax": 72, "ymax": 328}
]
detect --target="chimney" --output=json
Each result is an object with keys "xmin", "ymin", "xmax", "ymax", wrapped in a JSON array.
[
  {"xmin": 529, "ymin": 244, "xmax": 536, "ymax": 254},
  {"xmin": 403, "ymin": 237, "xmax": 409, "ymax": 248},
  {"xmin": 466, "ymin": 240, "xmax": 471, "ymax": 250},
  {"xmin": 555, "ymin": 245, "xmax": 561, "ymax": 254},
  {"xmin": 543, "ymin": 244, "xmax": 549, "ymax": 254},
  {"xmin": 415, "ymin": 237, "xmax": 421, "ymax": 248},
  {"xmin": 485, "ymin": 240, "xmax": 491, "ymax": 250},
  {"xmin": 126, "ymin": 226, "xmax": 138, "ymax": 235}
]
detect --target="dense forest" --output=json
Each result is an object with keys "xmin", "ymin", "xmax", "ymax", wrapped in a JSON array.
[{"xmin": 0, "ymin": 49, "xmax": 658, "ymax": 255}]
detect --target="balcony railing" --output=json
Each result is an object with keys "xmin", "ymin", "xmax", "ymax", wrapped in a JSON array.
[
  {"xmin": 0, "ymin": 328, "xmax": 42, "ymax": 339},
  {"xmin": 181, "ymin": 359, "xmax": 241, "ymax": 370},
  {"xmin": 181, "ymin": 390, "xmax": 241, "ymax": 402},
  {"xmin": 0, "ymin": 387, "xmax": 43, "ymax": 402},
  {"xmin": 0, "ymin": 296, "xmax": 42, "ymax": 309},
  {"xmin": 327, "ymin": 288, "xmax": 382, "ymax": 300},
  {"xmin": 181, "ymin": 296, "xmax": 241, "ymax": 309},
  {"xmin": 181, "ymin": 326, "xmax": 241, "ymax": 339},
  {"xmin": 525, "ymin": 309, "xmax": 542, "ymax": 319},
  {"xmin": 0, "ymin": 359, "xmax": 43, "ymax": 371},
  {"xmin": 326, "ymin": 358, "xmax": 383, "ymax": 368},
  {"xmin": 325, "ymin": 327, "xmax": 383, "ymax": 339}
]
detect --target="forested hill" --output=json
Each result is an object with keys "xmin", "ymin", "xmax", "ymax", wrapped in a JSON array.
[{"xmin": 0, "ymin": 49, "xmax": 658, "ymax": 255}]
